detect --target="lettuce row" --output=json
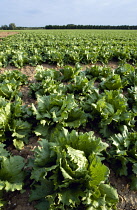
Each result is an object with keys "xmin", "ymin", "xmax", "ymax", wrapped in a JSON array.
[
  {"xmin": 1, "ymin": 31, "xmax": 137, "ymax": 68},
  {"xmin": 30, "ymin": 128, "xmax": 118, "ymax": 209}
]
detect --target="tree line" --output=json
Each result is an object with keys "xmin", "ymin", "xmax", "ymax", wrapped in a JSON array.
[
  {"xmin": 1, "ymin": 23, "xmax": 137, "ymax": 30},
  {"xmin": 45, "ymin": 24, "xmax": 137, "ymax": 30}
]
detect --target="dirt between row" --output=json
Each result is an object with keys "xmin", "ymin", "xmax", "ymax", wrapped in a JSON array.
[
  {"xmin": 0, "ymin": 62, "xmax": 136, "ymax": 210},
  {"xmin": 0, "ymin": 31, "xmax": 19, "ymax": 38},
  {"xmin": 0, "ymin": 31, "xmax": 19, "ymax": 42}
]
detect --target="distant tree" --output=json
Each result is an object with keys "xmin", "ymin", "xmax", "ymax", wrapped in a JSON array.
[
  {"xmin": 1, "ymin": 25, "xmax": 9, "ymax": 30},
  {"xmin": 9, "ymin": 23, "xmax": 16, "ymax": 30}
]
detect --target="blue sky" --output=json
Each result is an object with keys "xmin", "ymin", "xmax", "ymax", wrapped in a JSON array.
[{"xmin": 0, "ymin": 0, "xmax": 137, "ymax": 27}]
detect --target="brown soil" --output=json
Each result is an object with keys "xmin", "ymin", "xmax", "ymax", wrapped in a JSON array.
[
  {"xmin": 1, "ymin": 62, "xmax": 137, "ymax": 210},
  {"xmin": 0, "ymin": 31, "xmax": 19, "ymax": 40}
]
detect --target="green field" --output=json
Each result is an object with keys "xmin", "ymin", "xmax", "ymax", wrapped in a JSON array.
[
  {"xmin": 0, "ymin": 30, "xmax": 137, "ymax": 209},
  {"xmin": 1, "ymin": 30, "xmax": 137, "ymax": 67}
]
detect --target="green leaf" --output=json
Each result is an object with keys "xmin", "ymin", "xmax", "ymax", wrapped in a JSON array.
[
  {"xmin": 130, "ymin": 175, "xmax": 137, "ymax": 190},
  {"xmin": 60, "ymin": 65, "xmax": 80, "ymax": 82},
  {"xmin": 132, "ymin": 163, "xmax": 137, "ymax": 174},
  {"xmin": 0, "ymin": 144, "xmax": 9, "ymax": 159},
  {"xmin": 34, "ymin": 139, "xmax": 57, "ymax": 167},
  {"xmin": 100, "ymin": 74, "xmax": 127, "ymax": 90},
  {"xmin": 34, "ymin": 124, "xmax": 50, "ymax": 137},
  {"xmin": 30, "ymin": 180, "xmax": 53, "ymax": 202},
  {"xmin": 31, "ymin": 128, "xmax": 117, "ymax": 209},
  {"xmin": 35, "ymin": 201, "xmax": 49, "ymax": 210},
  {"xmin": 89, "ymin": 155, "xmax": 109, "ymax": 186},
  {"xmin": 57, "ymin": 188, "xmax": 85, "ymax": 207},
  {"xmin": 63, "ymin": 108, "xmax": 87, "ymax": 128},
  {"xmin": 0, "ymin": 103, "xmax": 11, "ymax": 131},
  {"xmin": 4, "ymin": 182, "xmax": 23, "ymax": 191},
  {"xmin": 0, "ymin": 181, "xmax": 5, "ymax": 190},
  {"xmin": 99, "ymin": 183, "xmax": 118, "ymax": 203},
  {"xmin": 13, "ymin": 139, "xmax": 24, "ymax": 150},
  {"xmin": 31, "ymin": 168, "xmax": 48, "ymax": 182},
  {"xmin": 0, "ymin": 156, "xmax": 25, "ymax": 191},
  {"xmin": 32, "ymin": 93, "xmax": 86, "ymax": 128},
  {"xmin": 78, "ymin": 131, "xmax": 108, "ymax": 157},
  {"xmin": 11, "ymin": 119, "xmax": 31, "ymax": 145},
  {"xmin": 61, "ymin": 146, "xmax": 88, "ymax": 178}
]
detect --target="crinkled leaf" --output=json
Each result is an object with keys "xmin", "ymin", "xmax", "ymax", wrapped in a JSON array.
[
  {"xmin": 0, "ymin": 156, "xmax": 25, "ymax": 189},
  {"xmin": 57, "ymin": 188, "xmax": 85, "ymax": 207},
  {"xmin": 34, "ymin": 139, "xmax": 57, "ymax": 167},
  {"xmin": 11, "ymin": 119, "xmax": 31, "ymax": 143},
  {"xmin": 89, "ymin": 155, "xmax": 109, "ymax": 186},
  {"xmin": 63, "ymin": 108, "xmax": 87, "ymax": 128},
  {"xmin": 59, "ymin": 146, "xmax": 88, "ymax": 179},
  {"xmin": 31, "ymin": 168, "xmax": 48, "ymax": 182},
  {"xmin": 4, "ymin": 182, "xmax": 23, "ymax": 191},
  {"xmin": 78, "ymin": 131, "xmax": 108, "ymax": 157}
]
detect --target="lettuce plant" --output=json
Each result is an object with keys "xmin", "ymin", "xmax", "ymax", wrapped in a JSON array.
[
  {"xmin": 91, "ymin": 90, "xmax": 135, "ymax": 137},
  {"xmin": 59, "ymin": 64, "xmax": 81, "ymax": 82},
  {"xmin": 0, "ymin": 70, "xmax": 28, "ymax": 100},
  {"xmin": 0, "ymin": 96, "xmax": 31, "ymax": 149},
  {"xmin": 32, "ymin": 93, "xmax": 86, "ymax": 129},
  {"xmin": 30, "ymin": 128, "xmax": 118, "ymax": 209},
  {"xmin": 107, "ymin": 130, "xmax": 137, "ymax": 190},
  {"xmin": 100, "ymin": 74, "xmax": 128, "ymax": 90}
]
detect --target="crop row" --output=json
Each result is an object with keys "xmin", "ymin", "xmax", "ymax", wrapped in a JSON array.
[
  {"xmin": 0, "ymin": 30, "xmax": 137, "ymax": 67},
  {"xmin": 0, "ymin": 63, "xmax": 137, "ymax": 209}
]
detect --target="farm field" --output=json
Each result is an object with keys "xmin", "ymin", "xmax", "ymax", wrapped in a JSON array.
[
  {"xmin": 1, "ymin": 29, "xmax": 137, "ymax": 68},
  {"xmin": 0, "ymin": 30, "xmax": 137, "ymax": 210}
]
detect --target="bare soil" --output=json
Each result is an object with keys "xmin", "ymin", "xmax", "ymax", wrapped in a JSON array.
[
  {"xmin": 1, "ymin": 62, "xmax": 137, "ymax": 210},
  {"xmin": 0, "ymin": 31, "xmax": 19, "ymax": 41}
]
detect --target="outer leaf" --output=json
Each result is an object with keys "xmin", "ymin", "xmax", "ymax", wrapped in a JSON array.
[
  {"xmin": 99, "ymin": 183, "xmax": 119, "ymax": 203},
  {"xmin": 0, "ymin": 144, "xmax": 9, "ymax": 159},
  {"xmin": 34, "ymin": 139, "xmax": 56, "ymax": 167},
  {"xmin": 0, "ymin": 181, "xmax": 5, "ymax": 190},
  {"xmin": 130, "ymin": 175, "xmax": 137, "ymax": 190},
  {"xmin": 11, "ymin": 119, "xmax": 31, "ymax": 139},
  {"xmin": 89, "ymin": 155, "xmax": 109, "ymax": 187},
  {"xmin": 4, "ymin": 182, "xmax": 23, "ymax": 191},
  {"xmin": 0, "ymin": 156, "xmax": 25, "ymax": 191},
  {"xmin": 78, "ymin": 131, "xmax": 108, "ymax": 157},
  {"xmin": 13, "ymin": 139, "xmax": 24, "ymax": 150},
  {"xmin": 57, "ymin": 188, "xmax": 85, "ymax": 207},
  {"xmin": 34, "ymin": 201, "xmax": 49, "ymax": 210},
  {"xmin": 132, "ymin": 163, "xmax": 137, "ymax": 175},
  {"xmin": 29, "ymin": 180, "xmax": 53, "ymax": 202}
]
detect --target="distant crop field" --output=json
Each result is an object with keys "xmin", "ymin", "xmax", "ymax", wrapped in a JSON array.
[{"xmin": 0, "ymin": 29, "xmax": 137, "ymax": 67}]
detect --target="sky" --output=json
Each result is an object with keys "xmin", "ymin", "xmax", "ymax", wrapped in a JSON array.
[{"xmin": 0, "ymin": 0, "xmax": 137, "ymax": 27}]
